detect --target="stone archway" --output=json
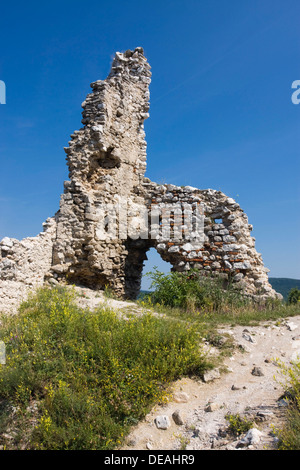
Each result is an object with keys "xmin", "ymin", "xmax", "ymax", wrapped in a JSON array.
[
  {"xmin": 124, "ymin": 238, "xmax": 152, "ymax": 299},
  {"xmin": 49, "ymin": 48, "xmax": 281, "ymax": 302},
  {"xmin": 0, "ymin": 47, "xmax": 281, "ymax": 309}
]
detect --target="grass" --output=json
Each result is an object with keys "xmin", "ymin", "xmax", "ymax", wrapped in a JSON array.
[
  {"xmin": 143, "ymin": 298, "xmax": 300, "ymax": 330},
  {"xmin": 139, "ymin": 271, "xmax": 300, "ymax": 369},
  {"xmin": 225, "ymin": 413, "xmax": 255, "ymax": 436},
  {"xmin": 140, "ymin": 269, "xmax": 300, "ymax": 450},
  {"xmin": 141, "ymin": 269, "xmax": 300, "ymax": 330},
  {"xmin": 0, "ymin": 286, "xmax": 209, "ymax": 450},
  {"xmin": 0, "ymin": 270, "xmax": 299, "ymax": 450},
  {"xmin": 275, "ymin": 359, "xmax": 300, "ymax": 450},
  {"xmin": 145, "ymin": 267, "xmax": 248, "ymax": 313},
  {"xmin": 103, "ymin": 284, "xmax": 119, "ymax": 300}
]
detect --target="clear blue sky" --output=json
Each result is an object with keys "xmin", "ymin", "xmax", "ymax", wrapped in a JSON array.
[{"xmin": 0, "ymin": 0, "xmax": 299, "ymax": 290}]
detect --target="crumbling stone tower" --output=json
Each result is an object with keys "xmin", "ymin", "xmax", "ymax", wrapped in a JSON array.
[
  {"xmin": 0, "ymin": 47, "xmax": 281, "ymax": 311},
  {"xmin": 52, "ymin": 47, "xmax": 152, "ymax": 298},
  {"xmin": 51, "ymin": 47, "xmax": 278, "ymax": 300}
]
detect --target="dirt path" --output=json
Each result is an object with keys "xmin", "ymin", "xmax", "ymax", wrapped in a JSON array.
[
  {"xmin": 73, "ymin": 285, "xmax": 300, "ymax": 451},
  {"xmin": 120, "ymin": 317, "xmax": 300, "ymax": 451}
]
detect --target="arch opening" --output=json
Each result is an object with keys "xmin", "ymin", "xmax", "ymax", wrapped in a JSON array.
[{"xmin": 141, "ymin": 247, "xmax": 172, "ymax": 293}]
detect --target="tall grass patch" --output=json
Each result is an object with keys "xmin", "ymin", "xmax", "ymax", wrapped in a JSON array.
[
  {"xmin": 275, "ymin": 359, "xmax": 300, "ymax": 450},
  {"xmin": 142, "ymin": 269, "xmax": 300, "ymax": 327},
  {"xmin": 145, "ymin": 268, "xmax": 249, "ymax": 313},
  {"xmin": 0, "ymin": 286, "xmax": 207, "ymax": 450}
]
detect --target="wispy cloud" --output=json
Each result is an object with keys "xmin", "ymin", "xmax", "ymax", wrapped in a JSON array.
[{"xmin": 15, "ymin": 118, "xmax": 35, "ymax": 129}]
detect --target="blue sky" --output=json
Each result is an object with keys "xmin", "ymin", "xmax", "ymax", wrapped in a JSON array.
[{"xmin": 0, "ymin": 0, "xmax": 299, "ymax": 290}]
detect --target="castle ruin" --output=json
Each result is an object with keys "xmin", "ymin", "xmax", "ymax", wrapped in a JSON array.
[{"xmin": 0, "ymin": 47, "xmax": 281, "ymax": 313}]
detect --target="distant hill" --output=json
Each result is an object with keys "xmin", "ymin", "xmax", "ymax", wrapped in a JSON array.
[
  {"xmin": 269, "ymin": 278, "xmax": 300, "ymax": 300},
  {"xmin": 138, "ymin": 290, "xmax": 152, "ymax": 299}
]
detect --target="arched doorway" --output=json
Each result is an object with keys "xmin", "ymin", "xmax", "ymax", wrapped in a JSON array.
[
  {"xmin": 124, "ymin": 239, "xmax": 173, "ymax": 299},
  {"xmin": 141, "ymin": 247, "xmax": 172, "ymax": 293}
]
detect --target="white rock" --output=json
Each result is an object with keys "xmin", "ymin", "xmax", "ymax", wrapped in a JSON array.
[
  {"xmin": 238, "ymin": 428, "xmax": 262, "ymax": 447},
  {"xmin": 204, "ymin": 402, "xmax": 220, "ymax": 412},
  {"xmin": 202, "ymin": 368, "xmax": 220, "ymax": 383},
  {"xmin": 0, "ymin": 237, "xmax": 13, "ymax": 248},
  {"xmin": 286, "ymin": 321, "xmax": 298, "ymax": 332},
  {"xmin": 227, "ymin": 198, "xmax": 236, "ymax": 205},
  {"xmin": 91, "ymin": 125, "xmax": 104, "ymax": 133},
  {"xmin": 156, "ymin": 243, "xmax": 166, "ymax": 250},
  {"xmin": 173, "ymin": 391, "xmax": 189, "ymax": 403},
  {"xmin": 154, "ymin": 415, "xmax": 171, "ymax": 430},
  {"xmin": 181, "ymin": 243, "xmax": 195, "ymax": 252},
  {"xmin": 233, "ymin": 261, "xmax": 251, "ymax": 270},
  {"xmin": 168, "ymin": 245, "xmax": 180, "ymax": 253},
  {"xmin": 242, "ymin": 332, "xmax": 256, "ymax": 343}
]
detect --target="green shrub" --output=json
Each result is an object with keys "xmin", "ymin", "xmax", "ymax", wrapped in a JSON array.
[
  {"xmin": 288, "ymin": 288, "xmax": 300, "ymax": 305},
  {"xmin": 145, "ymin": 268, "xmax": 248, "ymax": 313},
  {"xmin": 0, "ymin": 286, "xmax": 208, "ymax": 450},
  {"xmin": 225, "ymin": 413, "xmax": 254, "ymax": 436},
  {"xmin": 276, "ymin": 359, "xmax": 300, "ymax": 450}
]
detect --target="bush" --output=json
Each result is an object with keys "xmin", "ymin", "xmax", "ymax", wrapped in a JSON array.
[
  {"xmin": 145, "ymin": 268, "xmax": 248, "ymax": 313},
  {"xmin": 276, "ymin": 359, "xmax": 300, "ymax": 450},
  {"xmin": 288, "ymin": 288, "xmax": 300, "ymax": 305},
  {"xmin": 0, "ymin": 286, "xmax": 208, "ymax": 450},
  {"xmin": 225, "ymin": 413, "xmax": 254, "ymax": 436}
]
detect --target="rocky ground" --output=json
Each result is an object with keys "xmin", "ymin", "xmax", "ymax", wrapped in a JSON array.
[
  {"xmin": 120, "ymin": 317, "xmax": 300, "ymax": 451},
  {"xmin": 120, "ymin": 323, "xmax": 299, "ymax": 451}
]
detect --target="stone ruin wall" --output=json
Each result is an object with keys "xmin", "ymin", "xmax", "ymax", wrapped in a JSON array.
[
  {"xmin": 0, "ymin": 47, "xmax": 281, "ymax": 313},
  {"xmin": 0, "ymin": 218, "xmax": 56, "ymax": 313},
  {"xmin": 51, "ymin": 47, "xmax": 151, "ymax": 298}
]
